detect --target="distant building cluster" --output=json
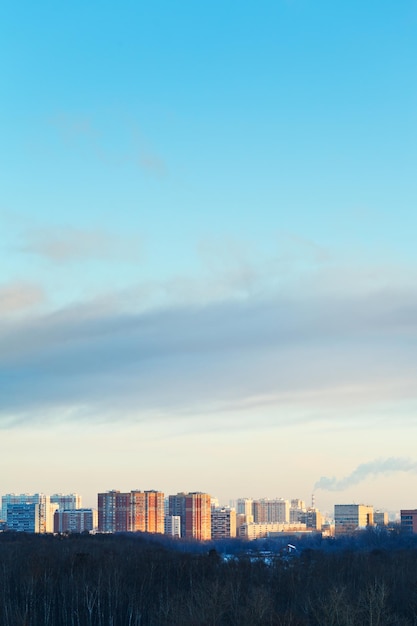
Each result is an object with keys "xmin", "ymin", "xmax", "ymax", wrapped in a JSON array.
[
  {"xmin": 1, "ymin": 493, "xmax": 94, "ymax": 534},
  {"xmin": 1, "ymin": 490, "xmax": 410, "ymax": 540}
]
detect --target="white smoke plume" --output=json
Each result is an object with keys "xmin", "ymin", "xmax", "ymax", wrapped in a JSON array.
[{"xmin": 314, "ymin": 458, "xmax": 417, "ymax": 491}]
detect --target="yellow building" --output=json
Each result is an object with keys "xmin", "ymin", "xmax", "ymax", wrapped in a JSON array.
[{"xmin": 334, "ymin": 504, "xmax": 374, "ymax": 535}]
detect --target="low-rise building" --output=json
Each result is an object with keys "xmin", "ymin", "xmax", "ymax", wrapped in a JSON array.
[{"xmin": 239, "ymin": 522, "xmax": 307, "ymax": 540}]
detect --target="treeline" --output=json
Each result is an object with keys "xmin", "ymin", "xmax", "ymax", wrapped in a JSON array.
[{"xmin": 1, "ymin": 530, "xmax": 417, "ymax": 625}]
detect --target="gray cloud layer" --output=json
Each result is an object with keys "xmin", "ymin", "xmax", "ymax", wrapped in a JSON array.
[
  {"xmin": 1, "ymin": 280, "xmax": 417, "ymax": 426},
  {"xmin": 315, "ymin": 458, "xmax": 417, "ymax": 491}
]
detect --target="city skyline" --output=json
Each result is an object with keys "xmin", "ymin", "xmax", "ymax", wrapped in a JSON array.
[
  {"xmin": 0, "ymin": 484, "xmax": 404, "ymax": 521},
  {"xmin": 6, "ymin": 487, "xmax": 414, "ymax": 540},
  {"xmin": 1, "ymin": 2, "xmax": 417, "ymax": 516}
]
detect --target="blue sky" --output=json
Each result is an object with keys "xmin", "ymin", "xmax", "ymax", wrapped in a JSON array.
[{"xmin": 1, "ymin": 1, "xmax": 417, "ymax": 514}]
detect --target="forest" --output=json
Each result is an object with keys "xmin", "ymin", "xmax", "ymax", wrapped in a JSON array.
[{"xmin": 1, "ymin": 529, "xmax": 417, "ymax": 625}]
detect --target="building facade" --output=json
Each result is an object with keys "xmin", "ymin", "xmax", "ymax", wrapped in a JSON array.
[
  {"xmin": 237, "ymin": 498, "xmax": 254, "ymax": 523},
  {"xmin": 98, "ymin": 490, "xmax": 164, "ymax": 533},
  {"xmin": 168, "ymin": 492, "xmax": 211, "ymax": 540},
  {"xmin": 253, "ymin": 499, "xmax": 290, "ymax": 524},
  {"xmin": 185, "ymin": 493, "xmax": 211, "ymax": 540},
  {"xmin": 54, "ymin": 508, "xmax": 97, "ymax": 533},
  {"xmin": 3, "ymin": 493, "xmax": 57, "ymax": 533},
  {"xmin": 6, "ymin": 503, "xmax": 40, "ymax": 533},
  {"xmin": 164, "ymin": 515, "xmax": 181, "ymax": 538},
  {"xmin": 299, "ymin": 509, "xmax": 322, "ymax": 531},
  {"xmin": 334, "ymin": 504, "xmax": 374, "ymax": 535},
  {"xmin": 401, "ymin": 510, "xmax": 417, "ymax": 533},
  {"xmin": 50, "ymin": 493, "xmax": 82, "ymax": 510},
  {"xmin": 239, "ymin": 522, "xmax": 307, "ymax": 540},
  {"xmin": 211, "ymin": 507, "xmax": 236, "ymax": 539},
  {"xmin": 374, "ymin": 510, "xmax": 388, "ymax": 526},
  {"xmin": 168, "ymin": 493, "xmax": 188, "ymax": 537},
  {"xmin": 98, "ymin": 490, "xmax": 119, "ymax": 532}
]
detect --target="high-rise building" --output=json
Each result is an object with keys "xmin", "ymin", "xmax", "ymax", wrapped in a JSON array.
[
  {"xmin": 98, "ymin": 490, "xmax": 164, "ymax": 533},
  {"xmin": 6, "ymin": 503, "xmax": 40, "ymax": 533},
  {"xmin": 3, "ymin": 494, "xmax": 57, "ymax": 533},
  {"xmin": 98, "ymin": 490, "xmax": 119, "ymax": 532},
  {"xmin": 291, "ymin": 499, "xmax": 306, "ymax": 511},
  {"xmin": 253, "ymin": 499, "xmax": 289, "ymax": 524},
  {"xmin": 115, "ymin": 492, "xmax": 131, "ymax": 532},
  {"xmin": 168, "ymin": 493, "xmax": 187, "ymax": 537},
  {"xmin": 164, "ymin": 515, "xmax": 181, "ymax": 538},
  {"xmin": 130, "ymin": 490, "xmax": 146, "ymax": 532},
  {"xmin": 185, "ymin": 492, "xmax": 211, "ymax": 540},
  {"xmin": 145, "ymin": 490, "xmax": 165, "ymax": 533},
  {"xmin": 211, "ymin": 507, "xmax": 236, "ymax": 539},
  {"xmin": 54, "ymin": 509, "xmax": 97, "ymax": 533},
  {"xmin": 2, "ymin": 494, "xmax": 34, "ymax": 521},
  {"xmin": 50, "ymin": 493, "xmax": 82, "ymax": 510},
  {"xmin": 290, "ymin": 499, "xmax": 307, "ymax": 523},
  {"xmin": 334, "ymin": 504, "xmax": 374, "ymax": 535},
  {"xmin": 169, "ymin": 492, "xmax": 211, "ymax": 540},
  {"xmin": 237, "ymin": 498, "xmax": 253, "ymax": 521}
]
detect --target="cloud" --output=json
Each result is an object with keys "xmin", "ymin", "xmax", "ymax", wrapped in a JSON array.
[
  {"xmin": 314, "ymin": 458, "xmax": 417, "ymax": 491},
  {"xmin": 1, "ymin": 277, "xmax": 417, "ymax": 427},
  {"xmin": 22, "ymin": 227, "xmax": 143, "ymax": 263},
  {"xmin": 50, "ymin": 113, "xmax": 167, "ymax": 177},
  {"xmin": 0, "ymin": 282, "xmax": 45, "ymax": 314}
]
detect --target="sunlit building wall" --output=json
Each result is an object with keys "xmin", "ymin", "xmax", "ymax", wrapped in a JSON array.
[
  {"xmin": 98, "ymin": 490, "xmax": 164, "ymax": 533},
  {"xmin": 240, "ymin": 522, "xmax": 307, "ymax": 540},
  {"xmin": 334, "ymin": 504, "xmax": 374, "ymax": 535},
  {"xmin": 185, "ymin": 492, "xmax": 211, "ymax": 540}
]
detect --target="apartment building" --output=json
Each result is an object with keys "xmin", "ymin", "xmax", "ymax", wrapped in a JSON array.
[
  {"xmin": 211, "ymin": 507, "xmax": 236, "ymax": 539},
  {"xmin": 97, "ymin": 490, "xmax": 164, "ymax": 533},
  {"xmin": 54, "ymin": 508, "xmax": 97, "ymax": 533}
]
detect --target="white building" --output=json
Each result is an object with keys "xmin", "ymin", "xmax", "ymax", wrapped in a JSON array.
[
  {"xmin": 50, "ymin": 493, "xmax": 82, "ymax": 510},
  {"xmin": 164, "ymin": 515, "xmax": 181, "ymax": 538}
]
